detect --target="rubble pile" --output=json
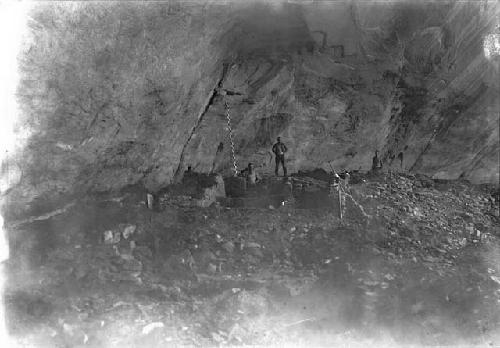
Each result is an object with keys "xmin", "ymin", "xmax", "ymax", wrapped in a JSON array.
[
  {"xmin": 354, "ymin": 173, "xmax": 499, "ymax": 254},
  {"xmin": 4, "ymin": 173, "xmax": 500, "ymax": 346},
  {"xmin": 158, "ymin": 172, "xmax": 226, "ymax": 208}
]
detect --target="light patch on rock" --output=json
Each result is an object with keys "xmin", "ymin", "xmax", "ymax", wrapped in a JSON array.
[
  {"xmin": 484, "ymin": 33, "xmax": 500, "ymax": 59},
  {"xmin": 55, "ymin": 142, "xmax": 73, "ymax": 150}
]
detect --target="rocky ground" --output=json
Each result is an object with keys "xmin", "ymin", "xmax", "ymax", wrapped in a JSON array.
[{"xmin": 3, "ymin": 172, "xmax": 500, "ymax": 347}]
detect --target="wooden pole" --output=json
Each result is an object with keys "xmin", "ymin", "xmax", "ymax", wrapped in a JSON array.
[{"xmin": 338, "ymin": 185, "xmax": 343, "ymax": 220}]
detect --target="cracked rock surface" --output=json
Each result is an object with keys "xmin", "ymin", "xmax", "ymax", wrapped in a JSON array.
[{"xmin": 2, "ymin": 1, "xmax": 499, "ymax": 217}]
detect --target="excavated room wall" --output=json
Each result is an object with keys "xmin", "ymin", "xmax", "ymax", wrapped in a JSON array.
[{"xmin": 2, "ymin": 1, "xmax": 499, "ymax": 218}]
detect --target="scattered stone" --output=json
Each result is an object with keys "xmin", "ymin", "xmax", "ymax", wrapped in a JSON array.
[
  {"xmin": 142, "ymin": 322, "xmax": 164, "ymax": 335},
  {"xmin": 490, "ymin": 276, "xmax": 500, "ymax": 285},
  {"xmin": 103, "ymin": 230, "xmax": 120, "ymax": 244},
  {"xmin": 122, "ymin": 224, "xmax": 136, "ymax": 239},
  {"xmin": 384, "ymin": 274, "xmax": 395, "ymax": 280},
  {"xmin": 245, "ymin": 242, "xmax": 263, "ymax": 258},
  {"xmin": 221, "ymin": 241, "xmax": 235, "ymax": 253},
  {"xmin": 246, "ymin": 242, "xmax": 261, "ymax": 249},
  {"xmin": 147, "ymin": 193, "xmax": 155, "ymax": 210},
  {"xmin": 211, "ymin": 331, "xmax": 225, "ymax": 343},
  {"xmin": 120, "ymin": 254, "xmax": 143, "ymax": 272}
]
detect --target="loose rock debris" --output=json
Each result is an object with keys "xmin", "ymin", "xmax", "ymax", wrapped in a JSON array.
[{"xmin": 3, "ymin": 172, "xmax": 500, "ymax": 347}]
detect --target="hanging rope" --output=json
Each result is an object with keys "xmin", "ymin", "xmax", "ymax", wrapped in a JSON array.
[{"xmin": 224, "ymin": 101, "xmax": 238, "ymax": 176}]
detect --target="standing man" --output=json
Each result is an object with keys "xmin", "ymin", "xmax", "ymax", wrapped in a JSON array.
[
  {"xmin": 372, "ymin": 150, "xmax": 383, "ymax": 173},
  {"xmin": 272, "ymin": 137, "xmax": 288, "ymax": 177}
]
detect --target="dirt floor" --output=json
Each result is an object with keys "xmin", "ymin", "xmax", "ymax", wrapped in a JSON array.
[{"xmin": 3, "ymin": 172, "xmax": 500, "ymax": 347}]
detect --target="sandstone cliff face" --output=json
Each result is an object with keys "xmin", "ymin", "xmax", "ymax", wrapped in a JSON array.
[{"xmin": 3, "ymin": 1, "xmax": 499, "ymax": 216}]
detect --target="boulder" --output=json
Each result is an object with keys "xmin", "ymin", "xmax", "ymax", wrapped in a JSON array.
[{"xmin": 195, "ymin": 174, "xmax": 226, "ymax": 207}]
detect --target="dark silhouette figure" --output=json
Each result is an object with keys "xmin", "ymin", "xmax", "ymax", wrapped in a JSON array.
[
  {"xmin": 272, "ymin": 137, "xmax": 288, "ymax": 176},
  {"xmin": 397, "ymin": 152, "xmax": 404, "ymax": 169},
  {"xmin": 211, "ymin": 142, "xmax": 224, "ymax": 173},
  {"xmin": 182, "ymin": 165, "xmax": 196, "ymax": 186},
  {"xmin": 372, "ymin": 150, "xmax": 383, "ymax": 173}
]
